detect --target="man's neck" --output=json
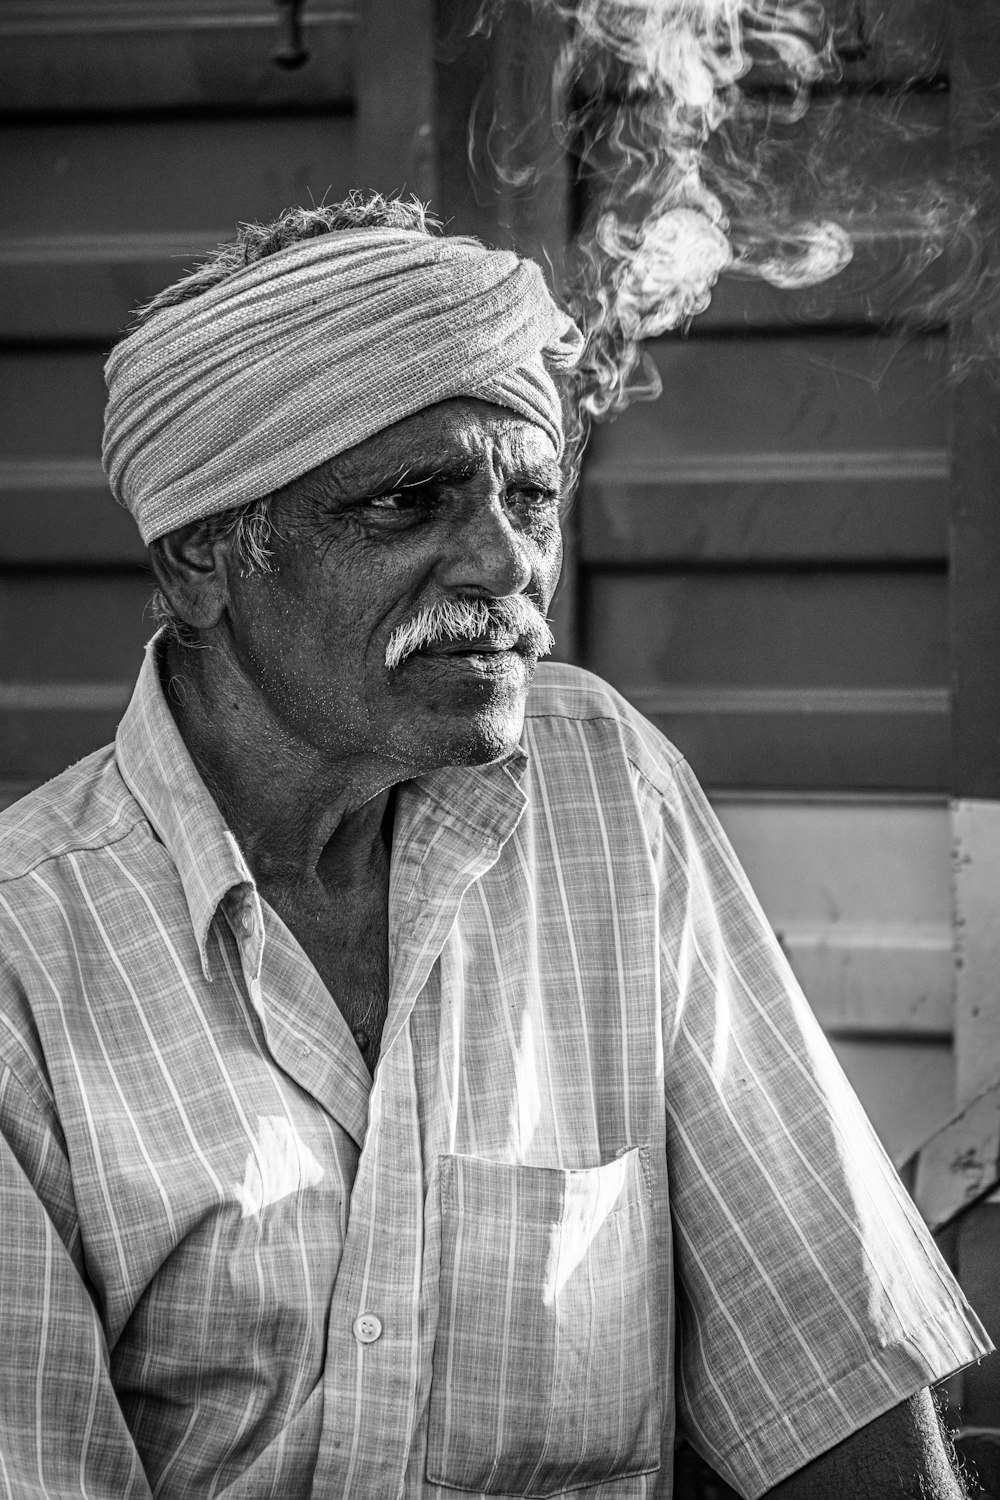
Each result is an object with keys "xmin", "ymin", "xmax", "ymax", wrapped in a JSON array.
[{"xmin": 160, "ymin": 635, "xmax": 398, "ymax": 889}]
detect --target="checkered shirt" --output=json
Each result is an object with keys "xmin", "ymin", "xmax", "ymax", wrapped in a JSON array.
[{"xmin": 0, "ymin": 642, "xmax": 989, "ymax": 1499}]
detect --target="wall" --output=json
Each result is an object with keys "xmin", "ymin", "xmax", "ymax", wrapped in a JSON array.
[
  {"xmin": 569, "ymin": 0, "xmax": 960, "ymax": 1168},
  {"xmin": 0, "ymin": 0, "xmax": 434, "ymax": 801}
]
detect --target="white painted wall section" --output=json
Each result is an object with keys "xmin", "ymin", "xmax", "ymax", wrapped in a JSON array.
[{"xmin": 714, "ymin": 795, "xmax": 955, "ymax": 1164}]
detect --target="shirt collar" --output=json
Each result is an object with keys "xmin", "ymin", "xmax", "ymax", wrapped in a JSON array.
[
  {"xmin": 115, "ymin": 633, "xmax": 531, "ymax": 983},
  {"xmin": 115, "ymin": 634, "xmax": 255, "ymax": 982},
  {"xmin": 414, "ymin": 749, "xmax": 528, "ymax": 851}
]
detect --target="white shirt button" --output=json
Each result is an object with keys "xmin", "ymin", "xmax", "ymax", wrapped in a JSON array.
[
  {"xmin": 248, "ymin": 978, "xmax": 262, "ymax": 1004},
  {"xmin": 353, "ymin": 1313, "xmax": 382, "ymax": 1344},
  {"xmin": 240, "ymin": 910, "xmax": 254, "ymax": 934}
]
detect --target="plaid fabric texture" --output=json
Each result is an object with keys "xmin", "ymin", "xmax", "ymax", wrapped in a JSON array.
[{"xmin": 0, "ymin": 643, "xmax": 990, "ymax": 1499}]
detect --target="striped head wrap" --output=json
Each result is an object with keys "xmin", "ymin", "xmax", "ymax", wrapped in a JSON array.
[{"xmin": 102, "ymin": 229, "xmax": 584, "ymax": 544}]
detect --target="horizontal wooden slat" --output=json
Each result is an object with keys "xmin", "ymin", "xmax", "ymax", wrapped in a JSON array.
[
  {"xmin": 0, "ymin": 570, "xmax": 148, "ymax": 779},
  {"xmin": 581, "ymin": 470, "xmax": 948, "ymax": 565},
  {"xmin": 585, "ymin": 569, "xmax": 948, "ymax": 790},
  {"xmin": 0, "ymin": 575, "xmax": 151, "ymax": 681},
  {"xmin": 0, "ymin": 4, "xmax": 355, "ymax": 113},
  {"xmin": 0, "ymin": 234, "xmax": 234, "ymax": 341},
  {"xmin": 0, "ymin": 706, "xmax": 127, "ymax": 781},
  {"xmin": 584, "ymin": 333, "xmax": 947, "ymax": 476},
  {"xmin": 1, "ymin": 462, "xmax": 142, "ymax": 564},
  {"xmin": 1, "ymin": 115, "xmax": 356, "ymax": 239},
  {"xmin": 630, "ymin": 704, "xmax": 948, "ymax": 791},
  {"xmin": 628, "ymin": 686, "xmax": 947, "ymax": 714},
  {"xmin": 714, "ymin": 794, "xmax": 952, "ymax": 1035},
  {"xmin": 0, "ymin": 682, "xmax": 135, "ymax": 710},
  {"xmin": 585, "ymin": 572, "xmax": 947, "ymax": 687},
  {"xmin": 0, "ymin": 353, "xmax": 107, "ymax": 461},
  {"xmin": 588, "ymin": 451, "xmax": 949, "ymax": 485},
  {"xmin": 582, "ymin": 335, "xmax": 949, "ymax": 553},
  {"xmin": 0, "ymin": 0, "xmax": 347, "ymax": 23},
  {"xmin": 698, "ymin": 235, "xmax": 948, "ymax": 332},
  {"xmin": 0, "ymin": 680, "xmax": 133, "ymax": 777},
  {"xmin": 774, "ymin": 922, "xmax": 951, "ymax": 1030}
]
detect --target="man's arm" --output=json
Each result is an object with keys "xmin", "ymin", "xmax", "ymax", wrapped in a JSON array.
[
  {"xmin": 650, "ymin": 754, "xmax": 992, "ymax": 1494},
  {"xmin": 0, "ymin": 1067, "xmax": 153, "ymax": 1499},
  {"xmin": 767, "ymin": 1390, "xmax": 969, "ymax": 1499}
]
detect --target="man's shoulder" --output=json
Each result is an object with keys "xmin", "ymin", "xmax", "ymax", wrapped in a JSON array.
[
  {"xmin": 0, "ymin": 745, "xmax": 143, "ymax": 887},
  {"xmin": 525, "ymin": 663, "xmax": 685, "ymax": 792},
  {"xmin": 527, "ymin": 661, "xmax": 660, "ymax": 728}
]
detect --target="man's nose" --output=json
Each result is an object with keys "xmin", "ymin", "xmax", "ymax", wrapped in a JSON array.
[{"xmin": 437, "ymin": 502, "xmax": 533, "ymax": 597}]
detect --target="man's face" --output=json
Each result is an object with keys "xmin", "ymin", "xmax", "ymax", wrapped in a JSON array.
[{"xmin": 220, "ymin": 398, "xmax": 565, "ymax": 778}]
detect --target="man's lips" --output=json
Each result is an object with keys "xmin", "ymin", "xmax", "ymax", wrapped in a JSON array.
[{"xmin": 416, "ymin": 634, "xmax": 522, "ymax": 657}]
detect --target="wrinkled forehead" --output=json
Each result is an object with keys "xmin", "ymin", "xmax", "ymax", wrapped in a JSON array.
[
  {"xmin": 296, "ymin": 396, "xmax": 566, "ymax": 507},
  {"xmin": 352, "ymin": 396, "xmax": 563, "ymax": 465}
]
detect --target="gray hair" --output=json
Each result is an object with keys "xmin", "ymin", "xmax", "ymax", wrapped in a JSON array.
[
  {"xmin": 147, "ymin": 494, "xmax": 276, "ymax": 642},
  {"xmin": 133, "ymin": 193, "xmax": 439, "ymax": 330}
]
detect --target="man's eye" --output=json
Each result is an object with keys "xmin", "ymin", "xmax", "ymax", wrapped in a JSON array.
[
  {"xmin": 363, "ymin": 491, "xmax": 417, "ymax": 513},
  {"xmin": 508, "ymin": 487, "xmax": 560, "ymax": 520}
]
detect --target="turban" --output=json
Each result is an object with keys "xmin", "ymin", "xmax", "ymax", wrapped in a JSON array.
[{"xmin": 102, "ymin": 229, "xmax": 584, "ymax": 544}]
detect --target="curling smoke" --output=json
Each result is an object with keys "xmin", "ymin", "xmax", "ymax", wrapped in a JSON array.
[
  {"xmin": 501, "ymin": 0, "xmax": 856, "ymax": 417},
  {"xmin": 736, "ymin": 219, "xmax": 854, "ymax": 289},
  {"xmin": 470, "ymin": 0, "xmax": 998, "ymax": 434},
  {"xmin": 612, "ymin": 206, "xmax": 734, "ymax": 334}
]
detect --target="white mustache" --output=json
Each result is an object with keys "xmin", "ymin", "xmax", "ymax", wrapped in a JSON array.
[{"xmin": 384, "ymin": 595, "xmax": 554, "ymax": 671}]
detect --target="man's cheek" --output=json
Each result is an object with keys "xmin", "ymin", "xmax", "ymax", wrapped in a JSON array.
[{"xmin": 539, "ymin": 534, "xmax": 564, "ymax": 607}]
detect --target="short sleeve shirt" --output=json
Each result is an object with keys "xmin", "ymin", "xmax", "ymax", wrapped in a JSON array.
[{"xmin": 0, "ymin": 644, "xmax": 990, "ymax": 1499}]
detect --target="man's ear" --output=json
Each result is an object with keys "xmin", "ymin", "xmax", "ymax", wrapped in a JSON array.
[{"xmin": 147, "ymin": 519, "xmax": 235, "ymax": 632}]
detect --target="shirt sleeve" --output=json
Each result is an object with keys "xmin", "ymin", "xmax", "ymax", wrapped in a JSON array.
[
  {"xmin": 653, "ymin": 757, "xmax": 993, "ymax": 1500},
  {"xmin": 0, "ymin": 1062, "xmax": 153, "ymax": 1499}
]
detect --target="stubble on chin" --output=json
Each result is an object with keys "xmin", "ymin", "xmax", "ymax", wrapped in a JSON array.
[{"xmin": 390, "ymin": 663, "xmax": 534, "ymax": 771}]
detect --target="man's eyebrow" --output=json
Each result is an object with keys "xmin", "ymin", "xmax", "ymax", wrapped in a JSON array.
[
  {"xmin": 396, "ymin": 456, "xmax": 481, "ymax": 489},
  {"xmin": 512, "ymin": 458, "xmax": 563, "ymax": 490},
  {"xmin": 331, "ymin": 449, "xmax": 563, "ymax": 498},
  {"xmin": 334, "ymin": 454, "xmax": 483, "ymax": 496}
]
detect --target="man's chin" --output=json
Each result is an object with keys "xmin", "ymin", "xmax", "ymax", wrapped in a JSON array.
[
  {"xmin": 389, "ymin": 690, "xmax": 529, "ymax": 774},
  {"xmin": 429, "ymin": 703, "xmax": 527, "ymax": 769},
  {"xmin": 383, "ymin": 652, "xmax": 533, "ymax": 761}
]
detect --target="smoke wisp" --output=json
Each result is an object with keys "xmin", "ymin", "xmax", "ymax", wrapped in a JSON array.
[{"xmin": 471, "ymin": 0, "xmax": 999, "ymax": 424}]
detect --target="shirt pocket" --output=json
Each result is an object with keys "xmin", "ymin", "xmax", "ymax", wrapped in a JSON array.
[{"xmin": 426, "ymin": 1147, "xmax": 661, "ymax": 1497}]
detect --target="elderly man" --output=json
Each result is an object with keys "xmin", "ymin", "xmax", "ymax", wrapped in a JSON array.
[{"xmin": 0, "ymin": 194, "xmax": 990, "ymax": 1499}]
